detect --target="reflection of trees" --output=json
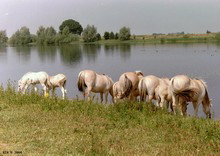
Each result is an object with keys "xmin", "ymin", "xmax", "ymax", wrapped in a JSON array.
[
  {"xmin": 59, "ymin": 44, "xmax": 82, "ymax": 66},
  {"xmin": 0, "ymin": 46, "xmax": 7, "ymax": 61},
  {"xmin": 15, "ymin": 46, "xmax": 31, "ymax": 61},
  {"xmin": 82, "ymin": 44, "xmax": 101, "ymax": 62},
  {"xmin": 104, "ymin": 44, "xmax": 118, "ymax": 56},
  {"xmin": 0, "ymin": 46, "xmax": 7, "ymax": 53},
  {"xmin": 119, "ymin": 43, "xmax": 131, "ymax": 59},
  {"xmin": 37, "ymin": 46, "xmax": 57, "ymax": 62},
  {"xmin": 104, "ymin": 43, "xmax": 131, "ymax": 59}
]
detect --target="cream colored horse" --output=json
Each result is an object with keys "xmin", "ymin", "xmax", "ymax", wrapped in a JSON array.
[
  {"xmin": 155, "ymin": 78, "xmax": 173, "ymax": 110},
  {"xmin": 117, "ymin": 71, "xmax": 144, "ymax": 101},
  {"xmin": 109, "ymin": 81, "xmax": 121, "ymax": 103},
  {"xmin": 18, "ymin": 71, "xmax": 50, "ymax": 96},
  {"xmin": 77, "ymin": 70, "xmax": 113, "ymax": 103},
  {"xmin": 170, "ymin": 75, "xmax": 211, "ymax": 118},
  {"xmin": 138, "ymin": 75, "xmax": 160, "ymax": 103},
  {"xmin": 49, "ymin": 74, "xmax": 67, "ymax": 99}
]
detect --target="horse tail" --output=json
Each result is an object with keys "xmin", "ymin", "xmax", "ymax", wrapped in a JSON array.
[
  {"xmin": 121, "ymin": 74, "xmax": 132, "ymax": 98},
  {"xmin": 139, "ymin": 78, "xmax": 147, "ymax": 101},
  {"xmin": 77, "ymin": 71, "xmax": 86, "ymax": 92}
]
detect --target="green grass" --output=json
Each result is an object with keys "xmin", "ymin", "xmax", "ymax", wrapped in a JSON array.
[{"xmin": 0, "ymin": 82, "xmax": 220, "ymax": 155}]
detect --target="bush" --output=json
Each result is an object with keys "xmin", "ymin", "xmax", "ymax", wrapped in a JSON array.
[
  {"xmin": 59, "ymin": 19, "xmax": 83, "ymax": 35},
  {"xmin": 109, "ymin": 32, "xmax": 115, "ymax": 39},
  {"xmin": 0, "ymin": 30, "xmax": 8, "ymax": 44},
  {"xmin": 82, "ymin": 25, "xmax": 98, "ymax": 42},
  {"xmin": 104, "ymin": 32, "xmax": 110, "ymax": 40},
  {"xmin": 215, "ymin": 33, "xmax": 220, "ymax": 41},
  {"xmin": 9, "ymin": 26, "xmax": 32, "ymax": 45},
  {"xmin": 119, "ymin": 27, "xmax": 131, "ymax": 41}
]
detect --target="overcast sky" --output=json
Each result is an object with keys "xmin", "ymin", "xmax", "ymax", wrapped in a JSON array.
[{"xmin": 1, "ymin": 0, "xmax": 220, "ymax": 37}]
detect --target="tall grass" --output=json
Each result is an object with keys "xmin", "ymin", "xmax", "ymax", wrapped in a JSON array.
[{"xmin": 0, "ymin": 82, "xmax": 220, "ymax": 155}]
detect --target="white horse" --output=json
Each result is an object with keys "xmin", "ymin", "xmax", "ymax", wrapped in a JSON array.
[
  {"xmin": 49, "ymin": 74, "xmax": 67, "ymax": 99},
  {"xmin": 18, "ymin": 71, "xmax": 50, "ymax": 96},
  {"xmin": 110, "ymin": 81, "xmax": 122, "ymax": 103},
  {"xmin": 117, "ymin": 71, "xmax": 144, "ymax": 101},
  {"xmin": 77, "ymin": 70, "xmax": 113, "ymax": 103},
  {"xmin": 170, "ymin": 75, "xmax": 212, "ymax": 118},
  {"xmin": 138, "ymin": 75, "xmax": 160, "ymax": 103},
  {"xmin": 155, "ymin": 78, "xmax": 173, "ymax": 110}
]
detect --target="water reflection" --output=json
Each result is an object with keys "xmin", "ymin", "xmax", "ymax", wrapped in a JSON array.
[
  {"xmin": 82, "ymin": 44, "xmax": 101, "ymax": 62},
  {"xmin": 0, "ymin": 46, "xmax": 7, "ymax": 62},
  {"xmin": 104, "ymin": 44, "xmax": 131, "ymax": 59},
  {"xmin": 59, "ymin": 44, "xmax": 82, "ymax": 66},
  {"xmin": 15, "ymin": 46, "xmax": 31, "ymax": 62},
  {"xmin": 37, "ymin": 46, "xmax": 57, "ymax": 62},
  {"xmin": 118, "ymin": 43, "xmax": 131, "ymax": 59}
]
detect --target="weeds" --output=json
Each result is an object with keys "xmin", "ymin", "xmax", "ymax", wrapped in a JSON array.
[{"xmin": 0, "ymin": 82, "xmax": 220, "ymax": 155}]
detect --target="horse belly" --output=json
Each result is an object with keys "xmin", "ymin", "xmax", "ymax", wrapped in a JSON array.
[{"xmin": 92, "ymin": 82, "xmax": 107, "ymax": 93}]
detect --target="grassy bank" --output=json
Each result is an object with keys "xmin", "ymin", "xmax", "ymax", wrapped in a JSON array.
[
  {"xmin": 94, "ymin": 33, "xmax": 218, "ymax": 44},
  {"xmin": 0, "ymin": 83, "xmax": 220, "ymax": 155}
]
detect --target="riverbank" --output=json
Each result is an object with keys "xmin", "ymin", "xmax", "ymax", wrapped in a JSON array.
[{"xmin": 0, "ymin": 84, "xmax": 220, "ymax": 155}]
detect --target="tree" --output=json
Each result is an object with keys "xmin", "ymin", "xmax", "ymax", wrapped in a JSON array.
[
  {"xmin": 56, "ymin": 26, "xmax": 79, "ymax": 44},
  {"xmin": 215, "ymin": 33, "xmax": 220, "ymax": 41},
  {"xmin": 109, "ymin": 32, "xmax": 115, "ymax": 39},
  {"xmin": 119, "ymin": 26, "xmax": 131, "ymax": 41},
  {"xmin": 82, "ymin": 25, "xmax": 98, "ymax": 42},
  {"xmin": 96, "ymin": 33, "xmax": 101, "ymax": 41},
  {"xmin": 0, "ymin": 30, "xmax": 8, "ymax": 44},
  {"xmin": 36, "ymin": 26, "xmax": 46, "ymax": 45},
  {"xmin": 115, "ymin": 33, "xmax": 119, "ymax": 39},
  {"xmin": 9, "ymin": 26, "xmax": 32, "ymax": 45},
  {"xmin": 59, "ymin": 19, "xmax": 83, "ymax": 35},
  {"xmin": 45, "ymin": 26, "xmax": 56, "ymax": 44},
  {"xmin": 104, "ymin": 32, "xmax": 110, "ymax": 40}
]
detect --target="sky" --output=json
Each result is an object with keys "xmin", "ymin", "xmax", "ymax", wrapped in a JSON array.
[{"xmin": 1, "ymin": 0, "xmax": 220, "ymax": 37}]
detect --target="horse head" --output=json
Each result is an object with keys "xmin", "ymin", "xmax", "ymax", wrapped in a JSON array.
[{"xmin": 18, "ymin": 79, "xmax": 24, "ymax": 92}]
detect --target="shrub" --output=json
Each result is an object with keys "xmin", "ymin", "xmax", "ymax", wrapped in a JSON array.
[
  {"xmin": 82, "ymin": 25, "xmax": 98, "ymax": 42},
  {"xmin": 119, "ymin": 27, "xmax": 131, "ymax": 41},
  {"xmin": 104, "ymin": 32, "xmax": 110, "ymax": 40}
]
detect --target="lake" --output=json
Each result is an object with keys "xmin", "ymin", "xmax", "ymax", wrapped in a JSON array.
[{"xmin": 0, "ymin": 43, "xmax": 220, "ymax": 118}]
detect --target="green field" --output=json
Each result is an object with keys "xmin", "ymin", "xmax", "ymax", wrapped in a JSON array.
[{"xmin": 0, "ymin": 83, "xmax": 220, "ymax": 155}]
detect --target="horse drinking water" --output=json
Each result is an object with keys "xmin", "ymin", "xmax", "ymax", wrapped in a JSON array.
[
  {"xmin": 18, "ymin": 71, "xmax": 50, "ymax": 97},
  {"xmin": 170, "ymin": 75, "xmax": 212, "ymax": 118},
  {"xmin": 77, "ymin": 70, "xmax": 113, "ymax": 103},
  {"xmin": 49, "ymin": 74, "xmax": 67, "ymax": 99}
]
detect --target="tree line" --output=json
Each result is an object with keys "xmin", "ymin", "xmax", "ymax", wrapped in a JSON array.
[{"xmin": 0, "ymin": 19, "xmax": 131, "ymax": 45}]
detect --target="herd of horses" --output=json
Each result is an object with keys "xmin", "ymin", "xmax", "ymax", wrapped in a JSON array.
[{"xmin": 17, "ymin": 70, "xmax": 212, "ymax": 118}]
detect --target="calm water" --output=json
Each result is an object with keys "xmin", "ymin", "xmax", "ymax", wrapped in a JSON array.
[{"xmin": 0, "ymin": 43, "xmax": 220, "ymax": 118}]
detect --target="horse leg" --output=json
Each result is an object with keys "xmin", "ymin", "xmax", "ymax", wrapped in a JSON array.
[
  {"xmin": 202, "ymin": 102, "xmax": 211, "ymax": 118},
  {"xmin": 100, "ymin": 93, "xmax": 103, "ymax": 103},
  {"xmin": 42, "ymin": 84, "xmax": 48, "ymax": 97},
  {"xmin": 61, "ymin": 86, "xmax": 66, "ymax": 99},
  {"xmin": 160, "ymin": 96, "xmax": 166, "ymax": 108},
  {"xmin": 181, "ymin": 102, "xmax": 187, "ymax": 116},
  {"xmin": 148, "ymin": 94, "xmax": 154, "ymax": 104},
  {"xmin": 156, "ymin": 95, "xmax": 161, "ymax": 107},
  {"xmin": 23, "ymin": 84, "xmax": 29, "ymax": 94},
  {"xmin": 192, "ymin": 101, "xmax": 199, "ymax": 117},
  {"xmin": 104, "ymin": 92, "xmax": 108, "ymax": 104},
  {"xmin": 86, "ymin": 86, "xmax": 92, "ymax": 101},
  {"xmin": 172, "ymin": 94, "xmax": 178, "ymax": 115},
  {"xmin": 33, "ymin": 84, "xmax": 38, "ymax": 93}
]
